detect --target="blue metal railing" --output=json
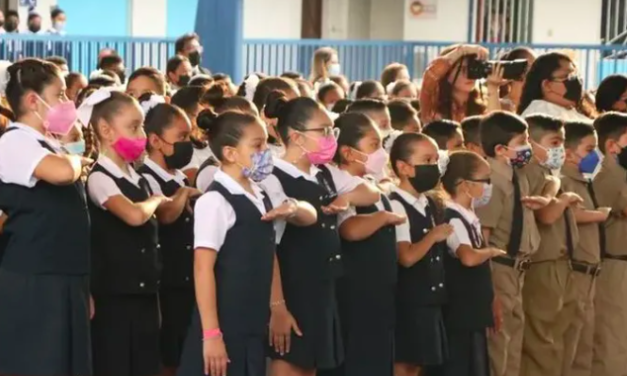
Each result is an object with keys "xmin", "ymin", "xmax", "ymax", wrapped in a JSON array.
[{"xmin": 3, "ymin": 34, "xmax": 627, "ymax": 89}]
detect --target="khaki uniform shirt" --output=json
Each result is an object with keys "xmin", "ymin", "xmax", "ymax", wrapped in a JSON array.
[{"xmin": 592, "ymin": 156, "xmax": 627, "ymax": 257}]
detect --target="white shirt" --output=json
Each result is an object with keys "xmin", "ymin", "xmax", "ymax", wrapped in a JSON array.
[
  {"xmin": 260, "ymin": 159, "xmax": 363, "ymax": 243},
  {"xmin": 182, "ymin": 146, "xmax": 215, "ymax": 171},
  {"xmin": 0, "ymin": 123, "xmax": 62, "ymax": 188},
  {"xmin": 87, "ymin": 155, "xmax": 143, "ymax": 210},
  {"xmin": 389, "ymin": 187, "xmax": 429, "ymax": 243},
  {"xmin": 521, "ymin": 99, "xmax": 590, "ymax": 121},
  {"xmin": 445, "ymin": 201, "xmax": 482, "ymax": 257},
  {"xmin": 194, "ymin": 169, "xmax": 282, "ymax": 251},
  {"xmin": 140, "ymin": 158, "xmax": 187, "ymax": 196},
  {"xmin": 338, "ymin": 176, "xmax": 386, "ymax": 226},
  {"xmin": 196, "ymin": 164, "xmax": 219, "ymax": 193}
]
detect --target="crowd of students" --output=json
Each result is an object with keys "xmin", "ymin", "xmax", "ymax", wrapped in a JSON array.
[{"xmin": 0, "ymin": 39, "xmax": 626, "ymax": 376}]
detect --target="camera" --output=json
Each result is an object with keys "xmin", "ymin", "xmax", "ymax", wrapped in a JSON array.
[{"xmin": 466, "ymin": 57, "xmax": 528, "ymax": 81}]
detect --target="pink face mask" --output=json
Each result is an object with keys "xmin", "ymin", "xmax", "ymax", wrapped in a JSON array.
[
  {"xmin": 38, "ymin": 97, "xmax": 78, "ymax": 136},
  {"xmin": 112, "ymin": 137, "xmax": 147, "ymax": 162},
  {"xmin": 356, "ymin": 147, "xmax": 389, "ymax": 180},
  {"xmin": 303, "ymin": 135, "xmax": 338, "ymax": 165}
]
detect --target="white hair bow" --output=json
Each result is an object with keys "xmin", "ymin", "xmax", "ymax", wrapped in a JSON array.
[
  {"xmin": 244, "ymin": 74, "xmax": 260, "ymax": 103},
  {"xmin": 77, "ymin": 87, "xmax": 119, "ymax": 126},
  {"xmin": 140, "ymin": 95, "xmax": 166, "ymax": 115},
  {"xmin": 438, "ymin": 150, "xmax": 451, "ymax": 175},
  {"xmin": 383, "ymin": 129, "xmax": 403, "ymax": 154},
  {"xmin": 0, "ymin": 61, "xmax": 12, "ymax": 96}
]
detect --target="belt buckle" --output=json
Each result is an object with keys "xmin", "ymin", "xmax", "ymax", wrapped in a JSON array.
[{"xmin": 517, "ymin": 259, "xmax": 531, "ymax": 271}]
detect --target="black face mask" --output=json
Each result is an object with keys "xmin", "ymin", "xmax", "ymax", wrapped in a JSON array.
[
  {"xmin": 188, "ymin": 51, "xmax": 202, "ymax": 67},
  {"xmin": 4, "ymin": 20, "xmax": 18, "ymax": 32},
  {"xmin": 408, "ymin": 164, "xmax": 441, "ymax": 193},
  {"xmin": 164, "ymin": 141, "xmax": 194, "ymax": 170},
  {"xmin": 178, "ymin": 74, "xmax": 191, "ymax": 87},
  {"xmin": 28, "ymin": 24, "xmax": 41, "ymax": 33},
  {"xmin": 563, "ymin": 76, "xmax": 583, "ymax": 103}
]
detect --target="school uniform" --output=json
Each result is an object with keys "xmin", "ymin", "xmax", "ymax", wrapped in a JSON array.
[
  {"xmin": 195, "ymin": 154, "xmax": 219, "ymax": 193},
  {"xmin": 389, "ymin": 188, "xmax": 448, "ymax": 367},
  {"xmin": 0, "ymin": 124, "xmax": 91, "ymax": 376},
  {"xmin": 138, "ymin": 159, "xmax": 195, "ymax": 368},
  {"xmin": 182, "ymin": 140, "xmax": 214, "ymax": 174},
  {"xmin": 441, "ymin": 202, "xmax": 492, "ymax": 376},
  {"xmin": 87, "ymin": 155, "xmax": 161, "ymax": 376},
  {"xmin": 559, "ymin": 164, "xmax": 603, "ymax": 376},
  {"xmin": 177, "ymin": 170, "xmax": 277, "ymax": 376},
  {"xmin": 475, "ymin": 157, "xmax": 540, "ymax": 376},
  {"xmin": 260, "ymin": 159, "xmax": 363, "ymax": 369},
  {"xmin": 519, "ymin": 162, "xmax": 579, "ymax": 376},
  {"xmin": 323, "ymin": 182, "xmax": 397, "ymax": 376},
  {"xmin": 591, "ymin": 156, "xmax": 627, "ymax": 376}
]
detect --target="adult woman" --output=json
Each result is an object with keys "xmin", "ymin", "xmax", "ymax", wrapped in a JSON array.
[
  {"xmin": 499, "ymin": 47, "xmax": 537, "ymax": 112},
  {"xmin": 595, "ymin": 74, "xmax": 627, "ymax": 113},
  {"xmin": 381, "ymin": 63, "xmax": 411, "ymax": 89},
  {"xmin": 310, "ymin": 47, "xmax": 340, "ymax": 85}
]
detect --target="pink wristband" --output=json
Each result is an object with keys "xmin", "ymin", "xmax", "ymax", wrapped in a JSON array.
[{"xmin": 203, "ymin": 328, "xmax": 222, "ymax": 340}]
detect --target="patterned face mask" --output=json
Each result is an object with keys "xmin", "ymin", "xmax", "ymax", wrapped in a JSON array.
[
  {"xmin": 508, "ymin": 145, "xmax": 533, "ymax": 168},
  {"xmin": 242, "ymin": 149, "xmax": 274, "ymax": 182},
  {"xmin": 540, "ymin": 145, "xmax": 566, "ymax": 170}
]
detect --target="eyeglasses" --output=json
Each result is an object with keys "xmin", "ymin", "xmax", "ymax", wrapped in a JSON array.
[{"xmin": 300, "ymin": 126, "xmax": 341, "ymax": 139}]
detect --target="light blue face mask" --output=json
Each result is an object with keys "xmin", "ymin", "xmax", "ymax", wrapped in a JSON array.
[
  {"xmin": 327, "ymin": 63, "xmax": 341, "ymax": 76},
  {"xmin": 64, "ymin": 140, "xmax": 86, "ymax": 155},
  {"xmin": 472, "ymin": 183, "xmax": 493, "ymax": 208}
]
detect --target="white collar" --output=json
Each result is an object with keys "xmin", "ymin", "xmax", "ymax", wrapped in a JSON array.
[
  {"xmin": 274, "ymin": 158, "xmax": 321, "ymax": 181},
  {"xmin": 96, "ymin": 154, "xmax": 142, "ymax": 183},
  {"xmin": 392, "ymin": 186, "xmax": 428, "ymax": 215},
  {"xmin": 214, "ymin": 169, "xmax": 265, "ymax": 203},
  {"xmin": 143, "ymin": 158, "xmax": 187, "ymax": 186},
  {"xmin": 8, "ymin": 122, "xmax": 62, "ymax": 150},
  {"xmin": 446, "ymin": 201, "xmax": 480, "ymax": 226},
  {"xmin": 525, "ymin": 100, "xmax": 589, "ymax": 121}
]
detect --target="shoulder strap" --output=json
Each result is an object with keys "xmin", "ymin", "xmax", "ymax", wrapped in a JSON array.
[
  {"xmin": 138, "ymin": 164, "xmax": 167, "ymax": 187},
  {"xmin": 381, "ymin": 194, "xmax": 392, "ymax": 212}
]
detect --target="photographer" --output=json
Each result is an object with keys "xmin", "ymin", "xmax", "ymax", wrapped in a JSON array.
[
  {"xmin": 419, "ymin": 44, "xmax": 505, "ymax": 124},
  {"xmin": 499, "ymin": 47, "xmax": 537, "ymax": 112}
]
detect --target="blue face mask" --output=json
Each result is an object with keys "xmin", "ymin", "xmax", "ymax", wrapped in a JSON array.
[
  {"xmin": 473, "ymin": 183, "xmax": 493, "ymax": 208},
  {"xmin": 64, "ymin": 140, "xmax": 85, "ymax": 155},
  {"xmin": 327, "ymin": 63, "xmax": 341, "ymax": 76},
  {"xmin": 242, "ymin": 149, "xmax": 274, "ymax": 182},
  {"xmin": 579, "ymin": 149, "xmax": 600, "ymax": 174}
]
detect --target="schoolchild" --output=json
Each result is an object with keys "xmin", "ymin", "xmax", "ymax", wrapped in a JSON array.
[
  {"xmin": 422, "ymin": 119, "xmax": 465, "ymax": 151},
  {"xmin": 0, "ymin": 58, "xmax": 92, "ymax": 376},
  {"xmin": 82, "ymin": 89, "xmax": 170, "ymax": 376},
  {"xmin": 136, "ymin": 94, "xmax": 202, "ymax": 375},
  {"xmin": 387, "ymin": 132, "xmax": 453, "ymax": 376},
  {"xmin": 177, "ymin": 110, "xmax": 317, "ymax": 376},
  {"xmin": 460, "ymin": 115, "xmax": 485, "ymax": 157},
  {"xmin": 260, "ymin": 91, "xmax": 380, "ymax": 376}
]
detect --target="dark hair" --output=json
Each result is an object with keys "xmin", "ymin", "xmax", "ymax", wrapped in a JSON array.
[
  {"xmin": 171, "ymin": 86, "xmax": 208, "ymax": 115},
  {"xmin": 422, "ymin": 119, "xmax": 461, "ymax": 150},
  {"xmin": 6, "ymin": 59, "xmax": 61, "ymax": 118},
  {"xmin": 51, "ymin": 8, "xmax": 65, "ymax": 19},
  {"xmin": 381, "ymin": 63, "xmax": 408, "ymax": 88},
  {"xmin": 295, "ymin": 79, "xmax": 314, "ymax": 98},
  {"xmin": 347, "ymin": 99, "xmax": 387, "ymax": 115},
  {"xmin": 28, "ymin": 12, "xmax": 41, "ymax": 22},
  {"xmin": 281, "ymin": 71, "xmax": 302, "ymax": 80},
  {"xmin": 88, "ymin": 74, "xmax": 117, "ymax": 88},
  {"xmin": 594, "ymin": 112, "xmax": 627, "ymax": 154},
  {"xmin": 410, "ymin": 99, "xmax": 420, "ymax": 112},
  {"xmin": 525, "ymin": 114, "xmax": 563, "ymax": 143},
  {"xmin": 175, "ymin": 33, "xmax": 200, "ymax": 54},
  {"xmin": 141, "ymin": 99, "xmax": 188, "ymax": 152},
  {"xmin": 128, "ymin": 67, "xmax": 167, "ymax": 96},
  {"xmin": 65, "ymin": 72, "xmax": 83, "ymax": 88},
  {"xmin": 518, "ymin": 52, "xmax": 572, "ymax": 114},
  {"xmin": 317, "ymin": 82, "xmax": 341, "ymax": 103},
  {"xmin": 198, "ymin": 110, "xmax": 259, "ymax": 161},
  {"xmin": 390, "ymin": 80, "xmax": 415, "ymax": 97},
  {"xmin": 499, "ymin": 47, "xmax": 535, "ymax": 98},
  {"xmin": 252, "ymin": 77, "xmax": 297, "ymax": 112},
  {"xmin": 264, "ymin": 91, "xmax": 322, "ymax": 144},
  {"xmin": 331, "ymin": 99, "xmax": 353, "ymax": 114},
  {"xmin": 441, "ymin": 151, "xmax": 487, "ymax": 196},
  {"xmin": 388, "ymin": 99, "xmax": 419, "ymax": 131},
  {"xmin": 189, "ymin": 74, "xmax": 214, "ymax": 87},
  {"xmin": 329, "ymin": 75, "xmax": 349, "ymax": 94},
  {"xmin": 214, "ymin": 97, "xmax": 258, "ymax": 116},
  {"xmin": 390, "ymin": 132, "xmax": 432, "ymax": 176},
  {"xmin": 596, "ymin": 74, "xmax": 627, "ymax": 113},
  {"xmin": 356, "ymin": 80, "xmax": 384, "ymax": 99},
  {"xmin": 212, "ymin": 73, "xmax": 230, "ymax": 82},
  {"xmin": 333, "ymin": 112, "xmax": 377, "ymax": 164},
  {"xmin": 564, "ymin": 120, "xmax": 595, "ymax": 150},
  {"xmin": 480, "ymin": 111, "xmax": 528, "ymax": 157},
  {"xmin": 460, "ymin": 115, "xmax": 483, "ymax": 145},
  {"xmin": 45, "ymin": 56, "xmax": 67, "ymax": 68},
  {"xmin": 166, "ymin": 56, "xmax": 188, "ymax": 75},
  {"xmin": 203, "ymin": 83, "xmax": 229, "ymax": 109},
  {"xmin": 98, "ymin": 55, "xmax": 123, "ymax": 71},
  {"xmin": 6, "ymin": 10, "xmax": 19, "ymax": 19},
  {"xmin": 86, "ymin": 91, "xmax": 137, "ymax": 156}
]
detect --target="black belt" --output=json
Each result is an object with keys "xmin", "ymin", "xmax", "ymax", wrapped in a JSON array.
[
  {"xmin": 492, "ymin": 256, "xmax": 531, "ymax": 271},
  {"xmin": 570, "ymin": 260, "xmax": 602, "ymax": 277},
  {"xmin": 604, "ymin": 254, "xmax": 627, "ymax": 261}
]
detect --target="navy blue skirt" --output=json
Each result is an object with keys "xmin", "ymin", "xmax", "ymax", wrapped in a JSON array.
[
  {"xmin": 0, "ymin": 269, "xmax": 92, "ymax": 376},
  {"xmin": 160, "ymin": 287, "xmax": 195, "ymax": 367},
  {"xmin": 395, "ymin": 306, "xmax": 448, "ymax": 366}
]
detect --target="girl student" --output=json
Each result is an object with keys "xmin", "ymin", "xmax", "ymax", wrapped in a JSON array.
[
  {"xmin": 324, "ymin": 112, "xmax": 407, "ymax": 376},
  {"xmin": 388, "ymin": 132, "xmax": 454, "ymax": 376},
  {"xmin": 176, "ymin": 111, "xmax": 317, "ymax": 376},
  {"xmin": 259, "ymin": 91, "xmax": 380, "ymax": 376},
  {"xmin": 82, "ymin": 89, "xmax": 171, "ymax": 376},
  {"xmin": 135, "ymin": 94, "xmax": 202, "ymax": 375},
  {"xmin": 439, "ymin": 151, "xmax": 506, "ymax": 376},
  {"xmin": 0, "ymin": 58, "xmax": 92, "ymax": 376}
]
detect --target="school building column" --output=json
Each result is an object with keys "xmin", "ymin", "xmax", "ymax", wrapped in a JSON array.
[{"xmin": 195, "ymin": 0, "xmax": 244, "ymax": 83}]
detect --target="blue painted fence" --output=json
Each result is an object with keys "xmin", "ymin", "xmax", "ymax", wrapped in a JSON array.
[{"xmin": 2, "ymin": 34, "xmax": 627, "ymax": 89}]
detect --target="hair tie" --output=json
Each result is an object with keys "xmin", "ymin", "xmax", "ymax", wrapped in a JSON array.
[
  {"xmin": 438, "ymin": 150, "xmax": 450, "ymax": 175},
  {"xmin": 0, "ymin": 61, "xmax": 11, "ymax": 96},
  {"xmin": 244, "ymin": 74, "xmax": 260, "ymax": 103},
  {"xmin": 77, "ymin": 87, "xmax": 119, "ymax": 126},
  {"xmin": 140, "ymin": 94, "xmax": 166, "ymax": 115},
  {"xmin": 383, "ymin": 130, "xmax": 402, "ymax": 154}
]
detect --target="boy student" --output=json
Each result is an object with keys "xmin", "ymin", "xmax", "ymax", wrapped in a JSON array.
[
  {"xmin": 422, "ymin": 119, "xmax": 465, "ymax": 151},
  {"xmin": 519, "ymin": 115, "xmax": 582, "ymax": 376},
  {"xmin": 476, "ymin": 111, "xmax": 543, "ymax": 376},
  {"xmin": 560, "ymin": 121, "xmax": 609, "ymax": 376},
  {"xmin": 591, "ymin": 112, "xmax": 627, "ymax": 376},
  {"xmin": 461, "ymin": 115, "xmax": 485, "ymax": 157}
]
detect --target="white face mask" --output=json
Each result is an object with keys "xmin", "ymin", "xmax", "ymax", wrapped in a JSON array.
[{"xmin": 327, "ymin": 63, "xmax": 341, "ymax": 76}]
